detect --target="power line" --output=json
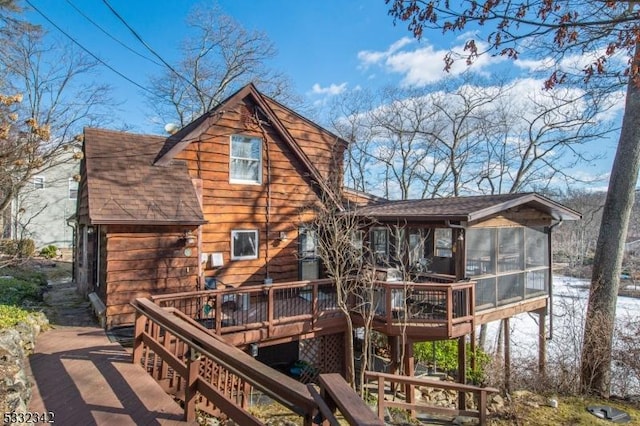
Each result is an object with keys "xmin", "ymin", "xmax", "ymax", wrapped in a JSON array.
[
  {"xmin": 101, "ymin": 0, "xmax": 202, "ymax": 96},
  {"xmin": 64, "ymin": 0, "xmax": 162, "ymax": 66},
  {"xmin": 24, "ymin": 0, "xmax": 161, "ymax": 99}
]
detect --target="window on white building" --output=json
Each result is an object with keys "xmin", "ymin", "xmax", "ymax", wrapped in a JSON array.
[
  {"xmin": 34, "ymin": 176, "xmax": 45, "ymax": 190},
  {"xmin": 68, "ymin": 178, "xmax": 79, "ymax": 200}
]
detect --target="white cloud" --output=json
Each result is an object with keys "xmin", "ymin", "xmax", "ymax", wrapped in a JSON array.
[
  {"xmin": 310, "ymin": 82, "xmax": 348, "ymax": 96},
  {"xmin": 455, "ymin": 30, "xmax": 481, "ymax": 42},
  {"xmin": 515, "ymin": 47, "xmax": 630, "ymax": 77},
  {"xmin": 514, "ymin": 57, "xmax": 556, "ymax": 72},
  {"xmin": 357, "ymin": 37, "xmax": 413, "ymax": 68},
  {"xmin": 357, "ymin": 37, "xmax": 503, "ymax": 87}
]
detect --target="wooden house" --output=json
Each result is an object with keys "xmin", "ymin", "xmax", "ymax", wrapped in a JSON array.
[
  {"xmin": 75, "ymin": 82, "xmax": 581, "ymax": 399},
  {"xmin": 74, "ymin": 83, "xmax": 348, "ymax": 328}
]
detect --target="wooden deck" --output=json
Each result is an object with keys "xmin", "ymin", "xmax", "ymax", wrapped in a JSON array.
[
  {"xmin": 150, "ymin": 276, "xmax": 477, "ymax": 345},
  {"xmin": 27, "ymin": 326, "xmax": 195, "ymax": 426}
]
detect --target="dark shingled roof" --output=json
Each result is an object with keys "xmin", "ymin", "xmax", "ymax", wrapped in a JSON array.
[
  {"xmin": 353, "ymin": 193, "xmax": 581, "ymax": 223},
  {"xmin": 83, "ymin": 128, "xmax": 205, "ymax": 225}
]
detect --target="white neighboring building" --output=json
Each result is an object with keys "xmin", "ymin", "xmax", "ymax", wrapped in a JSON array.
[{"xmin": 3, "ymin": 153, "xmax": 80, "ymax": 253}]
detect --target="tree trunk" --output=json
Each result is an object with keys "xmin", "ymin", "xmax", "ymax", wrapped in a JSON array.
[{"xmin": 580, "ymin": 45, "xmax": 640, "ymax": 397}]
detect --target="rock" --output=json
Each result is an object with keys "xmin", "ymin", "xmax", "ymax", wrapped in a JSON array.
[
  {"xmin": 453, "ymin": 415, "xmax": 479, "ymax": 425},
  {"xmin": 489, "ymin": 394, "xmax": 505, "ymax": 413},
  {"xmin": 511, "ymin": 390, "xmax": 534, "ymax": 398},
  {"xmin": 0, "ymin": 313, "xmax": 47, "ymax": 417},
  {"xmin": 492, "ymin": 394, "xmax": 504, "ymax": 405}
]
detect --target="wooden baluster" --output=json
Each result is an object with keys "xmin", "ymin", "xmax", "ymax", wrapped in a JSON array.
[
  {"xmin": 160, "ymin": 329, "xmax": 171, "ymax": 381},
  {"xmin": 312, "ymin": 282, "xmax": 319, "ymax": 327},
  {"xmin": 267, "ymin": 287, "xmax": 274, "ymax": 337},
  {"xmin": 215, "ymin": 294, "xmax": 222, "ymax": 334}
]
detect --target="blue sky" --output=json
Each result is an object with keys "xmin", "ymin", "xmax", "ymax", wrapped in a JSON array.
[
  {"xmin": 24, "ymin": 1, "xmax": 416, "ymax": 127},
  {"xmin": 23, "ymin": 0, "xmax": 624, "ymax": 191}
]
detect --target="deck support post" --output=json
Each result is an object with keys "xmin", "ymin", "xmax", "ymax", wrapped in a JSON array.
[
  {"xmin": 470, "ymin": 327, "xmax": 477, "ymax": 372},
  {"xmin": 538, "ymin": 310, "xmax": 547, "ymax": 378},
  {"xmin": 458, "ymin": 336, "xmax": 467, "ymax": 410},
  {"xmin": 133, "ymin": 312, "xmax": 146, "ymax": 365},
  {"xmin": 457, "ymin": 336, "xmax": 467, "ymax": 410},
  {"xmin": 403, "ymin": 341, "xmax": 415, "ymax": 417},
  {"xmin": 504, "ymin": 318, "xmax": 511, "ymax": 393},
  {"xmin": 185, "ymin": 350, "xmax": 201, "ymax": 422},
  {"xmin": 389, "ymin": 336, "xmax": 400, "ymax": 392}
]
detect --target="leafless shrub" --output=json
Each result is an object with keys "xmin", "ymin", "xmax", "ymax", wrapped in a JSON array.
[
  {"xmin": 489, "ymin": 285, "xmax": 640, "ymax": 398},
  {"xmin": 612, "ymin": 313, "xmax": 640, "ymax": 397}
]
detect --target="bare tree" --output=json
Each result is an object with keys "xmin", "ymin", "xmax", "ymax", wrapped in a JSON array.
[
  {"xmin": 387, "ymin": 0, "xmax": 640, "ymax": 396},
  {"xmin": 333, "ymin": 75, "xmax": 613, "ymax": 200},
  {"xmin": 418, "ymin": 77, "xmax": 506, "ymax": 196},
  {"xmin": 0, "ymin": 19, "xmax": 113, "ymax": 235},
  {"xmin": 148, "ymin": 3, "xmax": 301, "ymax": 127},
  {"xmin": 310, "ymin": 188, "xmax": 379, "ymax": 391},
  {"xmin": 331, "ymin": 85, "xmax": 450, "ymax": 199},
  {"xmin": 479, "ymin": 86, "xmax": 617, "ymax": 194},
  {"xmin": 329, "ymin": 89, "xmax": 378, "ymax": 194},
  {"xmin": 553, "ymin": 190, "xmax": 605, "ymax": 269}
]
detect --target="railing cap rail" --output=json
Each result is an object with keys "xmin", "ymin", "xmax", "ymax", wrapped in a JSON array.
[
  {"xmin": 132, "ymin": 297, "xmax": 317, "ymax": 413},
  {"xmin": 375, "ymin": 280, "xmax": 476, "ymax": 290},
  {"xmin": 365, "ymin": 371, "xmax": 499, "ymax": 394},
  {"xmin": 150, "ymin": 278, "xmax": 334, "ymax": 301}
]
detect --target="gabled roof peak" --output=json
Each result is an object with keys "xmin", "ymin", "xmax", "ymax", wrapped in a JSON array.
[{"xmin": 153, "ymin": 83, "xmax": 344, "ymax": 209}]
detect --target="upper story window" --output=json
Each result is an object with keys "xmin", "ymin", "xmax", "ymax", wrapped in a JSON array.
[
  {"xmin": 68, "ymin": 178, "xmax": 79, "ymax": 200},
  {"xmin": 34, "ymin": 176, "xmax": 45, "ymax": 190},
  {"xmin": 230, "ymin": 135, "xmax": 262, "ymax": 184}
]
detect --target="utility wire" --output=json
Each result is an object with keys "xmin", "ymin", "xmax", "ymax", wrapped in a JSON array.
[
  {"xmin": 64, "ymin": 0, "xmax": 162, "ymax": 66},
  {"xmin": 24, "ymin": 0, "xmax": 161, "ymax": 99},
  {"xmin": 101, "ymin": 0, "xmax": 203, "ymax": 96}
]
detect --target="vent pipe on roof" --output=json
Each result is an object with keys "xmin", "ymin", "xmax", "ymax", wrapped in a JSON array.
[{"xmin": 164, "ymin": 123, "xmax": 179, "ymax": 135}]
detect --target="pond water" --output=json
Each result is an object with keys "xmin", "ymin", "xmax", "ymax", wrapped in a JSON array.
[{"xmin": 483, "ymin": 275, "xmax": 640, "ymax": 395}]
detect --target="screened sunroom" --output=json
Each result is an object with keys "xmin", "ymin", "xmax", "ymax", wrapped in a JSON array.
[{"xmin": 352, "ymin": 193, "xmax": 580, "ymax": 318}]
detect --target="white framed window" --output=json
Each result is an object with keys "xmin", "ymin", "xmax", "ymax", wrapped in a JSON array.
[
  {"xmin": 231, "ymin": 230, "xmax": 258, "ymax": 260},
  {"xmin": 299, "ymin": 227, "xmax": 317, "ymax": 259},
  {"xmin": 68, "ymin": 178, "xmax": 79, "ymax": 200},
  {"xmin": 230, "ymin": 135, "xmax": 262, "ymax": 184},
  {"xmin": 34, "ymin": 176, "xmax": 45, "ymax": 190}
]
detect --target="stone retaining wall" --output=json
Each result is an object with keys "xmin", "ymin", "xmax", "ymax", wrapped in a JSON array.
[{"xmin": 0, "ymin": 313, "xmax": 48, "ymax": 418}]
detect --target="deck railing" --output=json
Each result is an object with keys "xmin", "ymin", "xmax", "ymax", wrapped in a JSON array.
[
  {"xmin": 150, "ymin": 277, "xmax": 475, "ymax": 340},
  {"xmin": 366, "ymin": 280, "xmax": 475, "ymax": 337},
  {"xmin": 365, "ymin": 371, "xmax": 499, "ymax": 425},
  {"xmin": 150, "ymin": 278, "xmax": 341, "ymax": 337},
  {"xmin": 131, "ymin": 297, "xmax": 318, "ymax": 424}
]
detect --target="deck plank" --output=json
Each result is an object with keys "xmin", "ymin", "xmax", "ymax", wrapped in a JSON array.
[{"xmin": 27, "ymin": 326, "xmax": 195, "ymax": 426}]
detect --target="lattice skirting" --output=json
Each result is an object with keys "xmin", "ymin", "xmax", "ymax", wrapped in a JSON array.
[{"xmin": 298, "ymin": 333, "xmax": 345, "ymax": 383}]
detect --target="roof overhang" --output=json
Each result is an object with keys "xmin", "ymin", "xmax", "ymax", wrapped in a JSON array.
[{"xmin": 90, "ymin": 219, "xmax": 208, "ymax": 226}]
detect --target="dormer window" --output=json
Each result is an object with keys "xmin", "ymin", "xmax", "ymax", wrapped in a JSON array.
[{"xmin": 230, "ymin": 135, "xmax": 262, "ymax": 184}]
